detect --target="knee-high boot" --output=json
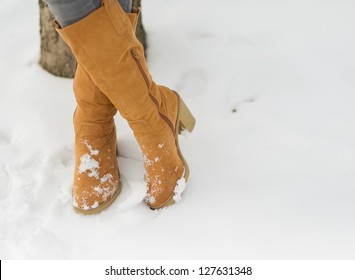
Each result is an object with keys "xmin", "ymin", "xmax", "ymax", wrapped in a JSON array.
[
  {"xmin": 57, "ymin": 0, "xmax": 196, "ymax": 209},
  {"xmin": 71, "ymin": 10, "xmax": 141, "ymax": 214}
]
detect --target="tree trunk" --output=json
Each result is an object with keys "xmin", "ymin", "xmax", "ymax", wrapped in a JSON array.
[
  {"xmin": 132, "ymin": 0, "xmax": 147, "ymax": 51},
  {"xmin": 39, "ymin": 0, "xmax": 147, "ymax": 78},
  {"xmin": 39, "ymin": 0, "xmax": 76, "ymax": 78}
]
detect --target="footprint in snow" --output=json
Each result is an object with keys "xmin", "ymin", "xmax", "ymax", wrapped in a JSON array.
[
  {"xmin": 226, "ymin": 31, "xmax": 284, "ymax": 51},
  {"xmin": 175, "ymin": 69, "xmax": 206, "ymax": 98},
  {"xmin": 229, "ymin": 97, "xmax": 256, "ymax": 114},
  {"xmin": 1, "ymin": 161, "xmax": 38, "ymax": 209},
  {"xmin": 0, "ymin": 130, "xmax": 18, "ymax": 157},
  {"xmin": 226, "ymin": 34, "xmax": 252, "ymax": 50},
  {"xmin": 226, "ymin": 80, "xmax": 258, "ymax": 114},
  {"xmin": 188, "ymin": 32, "xmax": 217, "ymax": 48},
  {"xmin": 57, "ymin": 145, "xmax": 74, "ymax": 168},
  {"xmin": 0, "ymin": 131, "xmax": 10, "ymax": 146},
  {"xmin": 2, "ymin": 153, "xmax": 52, "ymax": 213}
]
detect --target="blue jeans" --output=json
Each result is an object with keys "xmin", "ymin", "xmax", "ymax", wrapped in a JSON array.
[{"xmin": 45, "ymin": 0, "xmax": 132, "ymax": 27}]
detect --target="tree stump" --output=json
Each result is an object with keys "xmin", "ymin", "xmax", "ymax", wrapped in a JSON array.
[{"xmin": 39, "ymin": 0, "xmax": 147, "ymax": 78}]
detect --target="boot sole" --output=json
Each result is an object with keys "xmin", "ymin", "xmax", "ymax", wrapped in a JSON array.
[
  {"xmin": 73, "ymin": 182, "xmax": 122, "ymax": 215},
  {"xmin": 150, "ymin": 94, "xmax": 196, "ymax": 210}
]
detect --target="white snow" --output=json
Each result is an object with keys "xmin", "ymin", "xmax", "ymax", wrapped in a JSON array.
[
  {"xmin": 91, "ymin": 201, "xmax": 99, "ymax": 209},
  {"xmin": 78, "ymin": 154, "xmax": 100, "ymax": 179},
  {"xmin": 100, "ymin": 173, "xmax": 113, "ymax": 184},
  {"xmin": 145, "ymin": 193, "xmax": 156, "ymax": 205},
  {"xmin": 1, "ymin": 0, "xmax": 355, "ymax": 259},
  {"xmin": 173, "ymin": 177, "xmax": 186, "ymax": 203},
  {"xmin": 72, "ymin": 199, "xmax": 78, "ymax": 208},
  {"xmin": 78, "ymin": 141, "xmax": 100, "ymax": 178},
  {"xmin": 84, "ymin": 142, "xmax": 99, "ymax": 156}
]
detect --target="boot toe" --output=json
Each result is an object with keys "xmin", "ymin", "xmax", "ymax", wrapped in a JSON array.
[{"xmin": 73, "ymin": 181, "xmax": 121, "ymax": 214}]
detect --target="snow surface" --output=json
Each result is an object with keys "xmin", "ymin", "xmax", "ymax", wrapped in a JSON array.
[
  {"xmin": 1, "ymin": 0, "xmax": 355, "ymax": 259},
  {"xmin": 173, "ymin": 176, "xmax": 186, "ymax": 203}
]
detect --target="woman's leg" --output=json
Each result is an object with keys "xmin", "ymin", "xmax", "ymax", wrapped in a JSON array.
[
  {"xmin": 43, "ymin": 0, "xmax": 133, "ymax": 214},
  {"xmin": 45, "ymin": 0, "xmax": 132, "ymax": 27},
  {"xmin": 56, "ymin": 0, "xmax": 196, "ymax": 210},
  {"xmin": 69, "ymin": 11, "xmax": 141, "ymax": 214}
]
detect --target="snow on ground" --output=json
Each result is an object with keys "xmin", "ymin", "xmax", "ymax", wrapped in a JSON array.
[{"xmin": 1, "ymin": 0, "xmax": 355, "ymax": 259}]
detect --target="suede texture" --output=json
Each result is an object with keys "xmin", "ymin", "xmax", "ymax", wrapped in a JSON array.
[
  {"xmin": 58, "ymin": 0, "xmax": 194, "ymax": 209},
  {"xmin": 72, "ymin": 65, "xmax": 120, "ymax": 212},
  {"xmin": 70, "ymin": 11, "xmax": 139, "ymax": 213}
]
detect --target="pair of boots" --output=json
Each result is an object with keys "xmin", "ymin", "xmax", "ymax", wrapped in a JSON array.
[{"xmin": 56, "ymin": 0, "xmax": 195, "ymax": 214}]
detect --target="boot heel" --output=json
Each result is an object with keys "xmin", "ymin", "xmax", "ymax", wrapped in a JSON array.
[{"xmin": 178, "ymin": 97, "xmax": 196, "ymax": 134}]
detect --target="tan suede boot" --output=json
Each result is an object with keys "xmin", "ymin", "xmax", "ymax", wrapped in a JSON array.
[
  {"xmin": 57, "ymin": 0, "xmax": 196, "ymax": 209},
  {"xmin": 72, "ymin": 65, "xmax": 121, "ymax": 214},
  {"xmin": 71, "ymin": 10, "xmax": 141, "ymax": 214}
]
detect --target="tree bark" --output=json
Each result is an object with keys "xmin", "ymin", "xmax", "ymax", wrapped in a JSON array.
[
  {"xmin": 39, "ymin": 0, "xmax": 147, "ymax": 78},
  {"xmin": 39, "ymin": 0, "xmax": 76, "ymax": 78}
]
